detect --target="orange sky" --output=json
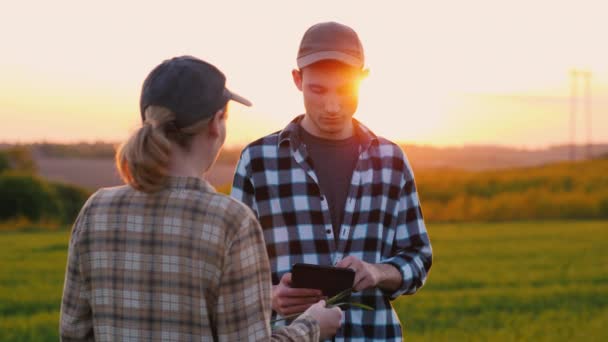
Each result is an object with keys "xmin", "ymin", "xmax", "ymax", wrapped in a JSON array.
[{"xmin": 1, "ymin": 0, "xmax": 607, "ymax": 148}]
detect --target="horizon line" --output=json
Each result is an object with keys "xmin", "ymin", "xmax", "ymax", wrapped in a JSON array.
[{"xmin": 2, "ymin": 140, "xmax": 608, "ymax": 152}]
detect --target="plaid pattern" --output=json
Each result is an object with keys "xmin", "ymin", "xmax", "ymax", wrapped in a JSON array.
[
  {"xmin": 232, "ymin": 115, "xmax": 433, "ymax": 341},
  {"xmin": 60, "ymin": 176, "xmax": 319, "ymax": 341}
]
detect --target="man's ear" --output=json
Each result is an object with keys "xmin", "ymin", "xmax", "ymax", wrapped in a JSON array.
[
  {"xmin": 292, "ymin": 69, "xmax": 303, "ymax": 91},
  {"xmin": 360, "ymin": 68, "xmax": 370, "ymax": 80}
]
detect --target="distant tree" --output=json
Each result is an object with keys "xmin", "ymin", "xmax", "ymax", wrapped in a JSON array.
[
  {"xmin": 51, "ymin": 182, "xmax": 91, "ymax": 223},
  {"xmin": 34, "ymin": 142, "xmax": 116, "ymax": 158},
  {"xmin": 0, "ymin": 152, "xmax": 9, "ymax": 173},
  {"xmin": 0, "ymin": 173, "xmax": 61, "ymax": 222},
  {"xmin": 2, "ymin": 146, "xmax": 37, "ymax": 173}
]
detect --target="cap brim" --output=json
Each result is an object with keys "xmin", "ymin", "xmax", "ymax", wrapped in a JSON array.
[
  {"xmin": 297, "ymin": 51, "xmax": 363, "ymax": 69},
  {"xmin": 225, "ymin": 88, "xmax": 252, "ymax": 107}
]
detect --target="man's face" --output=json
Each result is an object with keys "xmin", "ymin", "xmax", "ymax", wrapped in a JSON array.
[{"xmin": 293, "ymin": 61, "xmax": 365, "ymax": 139}]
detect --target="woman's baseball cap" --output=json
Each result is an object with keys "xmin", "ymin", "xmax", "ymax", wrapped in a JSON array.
[{"xmin": 140, "ymin": 56, "xmax": 251, "ymax": 128}]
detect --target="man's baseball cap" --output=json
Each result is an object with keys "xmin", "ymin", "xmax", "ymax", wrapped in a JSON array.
[
  {"xmin": 297, "ymin": 21, "xmax": 364, "ymax": 69},
  {"xmin": 140, "ymin": 56, "xmax": 251, "ymax": 129}
]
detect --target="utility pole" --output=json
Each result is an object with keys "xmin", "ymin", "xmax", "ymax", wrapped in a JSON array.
[
  {"xmin": 569, "ymin": 69, "xmax": 593, "ymax": 161},
  {"xmin": 570, "ymin": 70, "xmax": 578, "ymax": 161},
  {"xmin": 583, "ymin": 71, "xmax": 592, "ymax": 159}
]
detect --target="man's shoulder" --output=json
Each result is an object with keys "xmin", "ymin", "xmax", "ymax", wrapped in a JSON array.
[
  {"xmin": 240, "ymin": 130, "xmax": 283, "ymax": 162},
  {"xmin": 357, "ymin": 121, "xmax": 407, "ymax": 159},
  {"xmin": 370, "ymin": 136, "xmax": 416, "ymax": 177},
  {"xmin": 374, "ymin": 137, "xmax": 407, "ymax": 158},
  {"xmin": 244, "ymin": 130, "xmax": 280, "ymax": 150}
]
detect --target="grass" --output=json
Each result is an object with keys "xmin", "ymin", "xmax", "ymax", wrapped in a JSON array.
[
  {"xmin": 416, "ymin": 159, "xmax": 608, "ymax": 221},
  {"xmin": 393, "ymin": 221, "xmax": 608, "ymax": 341},
  {"xmin": 1, "ymin": 221, "xmax": 606, "ymax": 341},
  {"xmin": 0, "ymin": 230, "xmax": 69, "ymax": 342}
]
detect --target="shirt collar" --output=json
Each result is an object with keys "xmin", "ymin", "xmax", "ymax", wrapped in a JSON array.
[
  {"xmin": 166, "ymin": 176, "xmax": 215, "ymax": 193},
  {"xmin": 278, "ymin": 114, "xmax": 378, "ymax": 150}
]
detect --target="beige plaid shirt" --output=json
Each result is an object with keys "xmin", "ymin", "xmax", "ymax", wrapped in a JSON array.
[{"xmin": 60, "ymin": 177, "xmax": 319, "ymax": 341}]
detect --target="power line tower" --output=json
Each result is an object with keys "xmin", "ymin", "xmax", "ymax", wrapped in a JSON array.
[
  {"xmin": 570, "ymin": 70, "xmax": 578, "ymax": 161},
  {"xmin": 569, "ymin": 69, "xmax": 593, "ymax": 160},
  {"xmin": 583, "ymin": 71, "xmax": 592, "ymax": 159}
]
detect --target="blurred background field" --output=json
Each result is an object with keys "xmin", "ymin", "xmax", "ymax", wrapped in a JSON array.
[
  {"xmin": 1, "ymin": 144, "xmax": 607, "ymax": 341},
  {"xmin": 1, "ymin": 221, "xmax": 606, "ymax": 341},
  {"xmin": 2, "ymin": 144, "xmax": 608, "ymax": 226}
]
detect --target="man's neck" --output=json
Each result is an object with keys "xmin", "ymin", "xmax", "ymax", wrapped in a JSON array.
[{"xmin": 300, "ymin": 116, "xmax": 354, "ymax": 140}]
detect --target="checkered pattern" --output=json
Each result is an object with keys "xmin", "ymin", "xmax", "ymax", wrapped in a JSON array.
[
  {"xmin": 232, "ymin": 116, "xmax": 433, "ymax": 341},
  {"xmin": 60, "ymin": 176, "xmax": 319, "ymax": 341}
]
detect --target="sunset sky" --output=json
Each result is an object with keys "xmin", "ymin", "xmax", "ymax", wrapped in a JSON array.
[{"xmin": 1, "ymin": 0, "xmax": 606, "ymax": 148}]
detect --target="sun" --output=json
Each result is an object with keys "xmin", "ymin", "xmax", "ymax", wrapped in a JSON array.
[{"xmin": 356, "ymin": 72, "xmax": 456, "ymax": 145}]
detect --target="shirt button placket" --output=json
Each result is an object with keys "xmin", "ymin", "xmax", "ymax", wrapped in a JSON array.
[
  {"xmin": 319, "ymin": 195, "xmax": 334, "ymax": 248},
  {"xmin": 341, "ymin": 227, "xmax": 349, "ymax": 239}
]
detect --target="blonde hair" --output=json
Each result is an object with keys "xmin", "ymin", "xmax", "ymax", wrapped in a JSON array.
[{"xmin": 115, "ymin": 106, "xmax": 212, "ymax": 193}]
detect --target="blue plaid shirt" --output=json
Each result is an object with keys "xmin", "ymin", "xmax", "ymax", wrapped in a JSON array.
[{"xmin": 231, "ymin": 115, "xmax": 432, "ymax": 341}]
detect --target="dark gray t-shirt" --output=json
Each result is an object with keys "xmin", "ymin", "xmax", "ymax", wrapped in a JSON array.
[{"xmin": 299, "ymin": 124, "xmax": 360, "ymax": 240}]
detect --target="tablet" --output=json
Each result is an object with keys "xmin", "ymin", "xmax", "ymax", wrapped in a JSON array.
[{"xmin": 291, "ymin": 263, "xmax": 355, "ymax": 298}]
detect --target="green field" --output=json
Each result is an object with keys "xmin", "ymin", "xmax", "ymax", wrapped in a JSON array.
[
  {"xmin": 1, "ymin": 221, "xmax": 607, "ymax": 341},
  {"xmin": 394, "ymin": 221, "xmax": 608, "ymax": 341}
]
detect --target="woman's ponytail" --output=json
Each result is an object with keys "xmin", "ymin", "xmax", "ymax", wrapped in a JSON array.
[{"xmin": 115, "ymin": 106, "xmax": 174, "ymax": 193}]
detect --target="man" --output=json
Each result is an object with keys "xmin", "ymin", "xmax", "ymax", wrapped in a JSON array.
[
  {"xmin": 60, "ymin": 56, "xmax": 342, "ymax": 341},
  {"xmin": 231, "ymin": 22, "xmax": 432, "ymax": 340}
]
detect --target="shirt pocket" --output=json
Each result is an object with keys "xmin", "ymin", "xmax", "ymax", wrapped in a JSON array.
[{"xmin": 347, "ymin": 223, "xmax": 384, "ymax": 263}]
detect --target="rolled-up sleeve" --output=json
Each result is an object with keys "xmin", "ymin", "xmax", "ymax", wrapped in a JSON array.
[{"xmin": 381, "ymin": 172, "xmax": 433, "ymax": 300}]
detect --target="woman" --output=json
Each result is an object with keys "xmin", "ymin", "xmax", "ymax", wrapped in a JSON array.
[{"xmin": 60, "ymin": 56, "xmax": 342, "ymax": 341}]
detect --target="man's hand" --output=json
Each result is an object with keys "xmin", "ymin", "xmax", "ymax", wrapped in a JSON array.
[
  {"xmin": 272, "ymin": 273, "xmax": 324, "ymax": 316},
  {"xmin": 336, "ymin": 256, "xmax": 402, "ymax": 292}
]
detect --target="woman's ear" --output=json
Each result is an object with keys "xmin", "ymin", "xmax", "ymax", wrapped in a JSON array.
[
  {"xmin": 292, "ymin": 69, "xmax": 303, "ymax": 91},
  {"xmin": 207, "ymin": 109, "xmax": 224, "ymax": 137}
]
